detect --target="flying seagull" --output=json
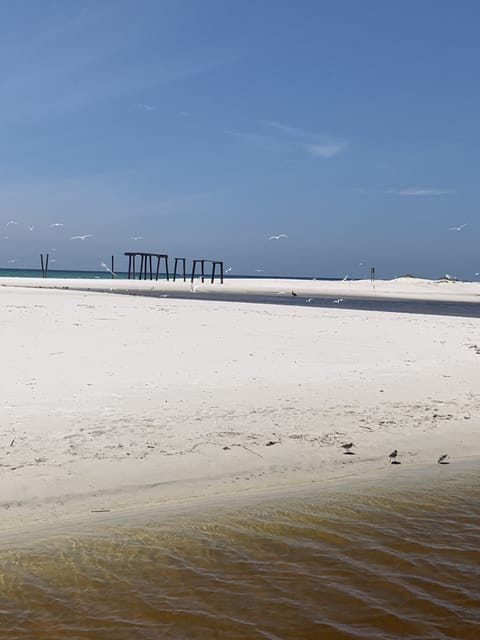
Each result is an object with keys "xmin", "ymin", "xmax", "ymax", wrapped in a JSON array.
[
  {"xmin": 225, "ymin": 267, "xmax": 232, "ymax": 273},
  {"xmin": 131, "ymin": 236, "xmax": 143, "ymax": 240},
  {"xmin": 448, "ymin": 224, "xmax": 467, "ymax": 231},
  {"xmin": 26, "ymin": 225, "xmax": 34, "ymax": 231},
  {"xmin": 70, "ymin": 234, "xmax": 93, "ymax": 240},
  {"xmin": 6, "ymin": 220, "xmax": 17, "ymax": 226},
  {"xmin": 50, "ymin": 222, "xmax": 64, "ymax": 227},
  {"xmin": 268, "ymin": 234, "xmax": 288, "ymax": 240},
  {"xmin": 100, "ymin": 261, "xmax": 117, "ymax": 277}
]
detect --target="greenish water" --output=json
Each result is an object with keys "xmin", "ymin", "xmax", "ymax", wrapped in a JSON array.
[
  {"xmin": 0, "ymin": 267, "xmax": 341, "ymax": 281},
  {"xmin": 0, "ymin": 267, "xmax": 128, "ymax": 279}
]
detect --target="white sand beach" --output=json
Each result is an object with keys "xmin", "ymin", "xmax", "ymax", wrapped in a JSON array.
[{"xmin": 1, "ymin": 276, "xmax": 479, "ymax": 538}]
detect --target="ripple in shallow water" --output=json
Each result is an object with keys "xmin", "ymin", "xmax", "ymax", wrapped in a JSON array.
[{"xmin": 1, "ymin": 475, "xmax": 479, "ymax": 639}]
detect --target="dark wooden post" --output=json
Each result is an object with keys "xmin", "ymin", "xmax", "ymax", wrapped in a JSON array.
[
  {"xmin": 40, "ymin": 253, "xmax": 49, "ymax": 278},
  {"xmin": 210, "ymin": 261, "xmax": 224, "ymax": 284},
  {"xmin": 370, "ymin": 266, "xmax": 376, "ymax": 284},
  {"xmin": 173, "ymin": 257, "xmax": 186, "ymax": 282},
  {"xmin": 111, "ymin": 255, "xmax": 115, "ymax": 279},
  {"xmin": 191, "ymin": 259, "xmax": 198, "ymax": 283}
]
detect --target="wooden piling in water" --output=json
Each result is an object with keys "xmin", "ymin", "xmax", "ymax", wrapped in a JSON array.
[{"xmin": 40, "ymin": 253, "xmax": 49, "ymax": 278}]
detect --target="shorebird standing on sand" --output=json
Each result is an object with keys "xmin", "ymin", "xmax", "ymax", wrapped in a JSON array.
[
  {"xmin": 341, "ymin": 443, "xmax": 354, "ymax": 451},
  {"xmin": 438, "ymin": 454, "xmax": 449, "ymax": 464},
  {"xmin": 389, "ymin": 449, "xmax": 398, "ymax": 460}
]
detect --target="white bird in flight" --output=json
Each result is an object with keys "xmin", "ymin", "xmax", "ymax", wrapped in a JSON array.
[
  {"xmin": 269, "ymin": 234, "xmax": 288, "ymax": 240},
  {"xmin": 26, "ymin": 225, "xmax": 34, "ymax": 232},
  {"xmin": 448, "ymin": 224, "xmax": 467, "ymax": 231},
  {"xmin": 225, "ymin": 267, "xmax": 232, "ymax": 273},
  {"xmin": 100, "ymin": 261, "xmax": 117, "ymax": 277},
  {"xmin": 7, "ymin": 259, "xmax": 17, "ymax": 263},
  {"xmin": 131, "ymin": 236, "xmax": 143, "ymax": 240},
  {"xmin": 6, "ymin": 220, "xmax": 17, "ymax": 226},
  {"xmin": 50, "ymin": 222, "xmax": 64, "ymax": 227},
  {"xmin": 70, "ymin": 234, "xmax": 93, "ymax": 240}
]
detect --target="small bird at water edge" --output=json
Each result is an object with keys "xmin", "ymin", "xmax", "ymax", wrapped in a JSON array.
[{"xmin": 389, "ymin": 449, "xmax": 398, "ymax": 459}]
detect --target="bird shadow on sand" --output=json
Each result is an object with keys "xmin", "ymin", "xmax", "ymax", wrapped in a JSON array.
[
  {"xmin": 438, "ymin": 461, "xmax": 451, "ymax": 465},
  {"xmin": 390, "ymin": 460, "xmax": 402, "ymax": 465},
  {"xmin": 343, "ymin": 451, "xmax": 356, "ymax": 455}
]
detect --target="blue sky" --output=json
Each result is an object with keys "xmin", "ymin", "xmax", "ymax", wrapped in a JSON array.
[{"xmin": 0, "ymin": 0, "xmax": 479, "ymax": 279}]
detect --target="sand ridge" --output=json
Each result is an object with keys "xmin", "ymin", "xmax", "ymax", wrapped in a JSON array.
[{"xmin": 1, "ymin": 278, "xmax": 479, "ymax": 535}]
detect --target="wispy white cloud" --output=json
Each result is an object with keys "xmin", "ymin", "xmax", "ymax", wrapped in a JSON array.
[
  {"xmin": 134, "ymin": 103, "xmax": 156, "ymax": 111},
  {"xmin": 230, "ymin": 119, "xmax": 347, "ymax": 159},
  {"xmin": 225, "ymin": 130, "xmax": 287, "ymax": 152},
  {"xmin": 261, "ymin": 120, "xmax": 304, "ymax": 137},
  {"xmin": 305, "ymin": 141, "xmax": 347, "ymax": 158},
  {"xmin": 0, "ymin": 5, "xmax": 233, "ymax": 125},
  {"xmin": 384, "ymin": 188, "xmax": 456, "ymax": 196}
]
